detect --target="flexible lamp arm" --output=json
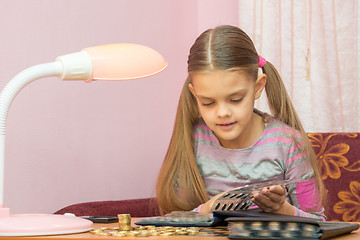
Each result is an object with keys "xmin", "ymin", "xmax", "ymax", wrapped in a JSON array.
[
  {"xmin": 0, "ymin": 62, "xmax": 63, "ymax": 206},
  {"xmin": 0, "ymin": 51, "xmax": 93, "ymax": 207}
]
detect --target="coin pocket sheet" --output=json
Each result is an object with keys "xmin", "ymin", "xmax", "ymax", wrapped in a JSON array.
[
  {"xmin": 136, "ymin": 179, "xmax": 300, "ymax": 227},
  {"xmin": 136, "ymin": 211, "xmax": 217, "ymax": 227},
  {"xmin": 210, "ymin": 179, "xmax": 301, "ymax": 212}
]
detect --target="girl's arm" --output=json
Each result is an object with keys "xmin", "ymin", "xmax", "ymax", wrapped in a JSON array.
[
  {"xmin": 252, "ymin": 183, "xmax": 326, "ymax": 221},
  {"xmin": 195, "ymin": 186, "xmax": 293, "ymax": 215},
  {"xmin": 194, "ymin": 184, "xmax": 326, "ymax": 221},
  {"xmin": 251, "ymin": 185, "xmax": 294, "ymax": 215}
]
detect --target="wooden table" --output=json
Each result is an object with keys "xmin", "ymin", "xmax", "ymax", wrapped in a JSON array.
[{"xmin": 0, "ymin": 220, "xmax": 359, "ymax": 240}]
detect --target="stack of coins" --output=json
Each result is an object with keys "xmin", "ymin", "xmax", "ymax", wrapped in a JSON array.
[{"xmin": 118, "ymin": 214, "xmax": 133, "ymax": 231}]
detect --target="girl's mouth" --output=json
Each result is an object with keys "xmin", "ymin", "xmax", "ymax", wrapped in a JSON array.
[{"xmin": 217, "ymin": 122, "xmax": 237, "ymax": 129}]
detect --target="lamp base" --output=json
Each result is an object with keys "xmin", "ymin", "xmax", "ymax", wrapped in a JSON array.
[
  {"xmin": 0, "ymin": 214, "xmax": 93, "ymax": 236},
  {"xmin": 0, "ymin": 206, "xmax": 10, "ymax": 218}
]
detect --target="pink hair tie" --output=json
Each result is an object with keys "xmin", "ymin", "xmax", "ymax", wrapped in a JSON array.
[{"xmin": 258, "ymin": 55, "xmax": 266, "ymax": 68}]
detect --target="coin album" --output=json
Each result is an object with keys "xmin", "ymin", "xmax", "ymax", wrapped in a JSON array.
[
  {"xmin": 136, "ymin": 210, "xmax": 359, "ymax": 239},
  {"xmin": 219, "ymin": 210, "xmax": 360, "ymax": 240},
  {"xmin": 135, "ymin": 211, "xmax": 217, "ymax": 227}
]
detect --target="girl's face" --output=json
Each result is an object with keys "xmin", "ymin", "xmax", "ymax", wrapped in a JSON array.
[{"xmin": 189, "ymin": 69, "xmax": 266, "ymax": 149}]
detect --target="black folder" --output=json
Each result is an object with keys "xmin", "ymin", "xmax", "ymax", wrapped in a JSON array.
[{"xmin": 213, "ymin": 209, "xmax": 359, "ymax": 239}]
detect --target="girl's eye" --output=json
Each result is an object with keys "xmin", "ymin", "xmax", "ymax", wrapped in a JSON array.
[
  {"xmin": 231, "ymin": 98, "xmax": 243, "ymax": 103},
  {"xmin": 201, "ymin": 102, "xmax": 214, "ymax": 106}
]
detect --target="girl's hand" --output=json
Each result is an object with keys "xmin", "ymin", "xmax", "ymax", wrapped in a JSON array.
[
  {"xmin": 198, "ymin": 190, "xmax": 231, "ymax": 214},
  {"xmin": 198, "ymin": 185, "xmax": 295, "ymax": 216},
  {"xmin": 251, "ymin": 185, "xmax": 295, "ymax": 215}
]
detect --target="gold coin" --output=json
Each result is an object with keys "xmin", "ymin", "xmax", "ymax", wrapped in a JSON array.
[
  {"xmin": 176, "ymin": 230, "xmax": 188, "ymax": 235},
  {"xmin": 138, "ymin": 231, "xmax": 150, "ymax": 237},
  {"xmin": 113, "ymin": 232, "xmax": 127, "ymax": 237},
  {"xmin": 127, "ymin": 231, "xmax": 140, "ymax": 237},
  {"xmin": 118, "ymin": 214, "xmax": 131, "ymax": 223},
  {"xmin": 119, "ymin": 225, "xmax": 133, "ymax": 231}
]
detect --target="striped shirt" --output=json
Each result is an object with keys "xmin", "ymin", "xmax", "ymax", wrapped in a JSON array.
[{"xmin": 194, "ymin": 111, "xmax": 326, "ymax": 220}]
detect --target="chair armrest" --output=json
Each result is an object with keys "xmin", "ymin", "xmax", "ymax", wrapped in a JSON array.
[{"xmin": 54, "ymin": 198, "xmax": 160, "ymax": 217}]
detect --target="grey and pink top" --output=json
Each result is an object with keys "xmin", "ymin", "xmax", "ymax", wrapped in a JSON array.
[{"xmin": 194, "ymin": 111, "xmax": 326, "ymax": 220}]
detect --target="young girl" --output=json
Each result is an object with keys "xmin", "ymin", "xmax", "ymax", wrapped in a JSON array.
[{"xmin": 156, "ymin": 25, "xmax": 326, "ymax": 220}]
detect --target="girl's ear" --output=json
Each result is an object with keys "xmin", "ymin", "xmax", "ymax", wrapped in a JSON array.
[
  {"xmin": 188, "ymin": 83, "xmax": 196, "ymax": 96},
  {"xmin": 254, "ymin": 74, "xmax": 267, "ymax": 100}
]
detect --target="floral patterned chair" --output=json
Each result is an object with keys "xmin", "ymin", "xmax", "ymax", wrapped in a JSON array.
[{"xmin": 309, "ymin": 133, "xmax": 360, "ymax": 222}]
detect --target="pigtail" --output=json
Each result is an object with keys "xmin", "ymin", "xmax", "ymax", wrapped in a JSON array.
[
  {"xmin": 156, "ymin": 77, "xmax": 209, "ymax": 213},
  {"xmin": 262, "ymin": 62, "xmax": 327, "ymax": 212}
]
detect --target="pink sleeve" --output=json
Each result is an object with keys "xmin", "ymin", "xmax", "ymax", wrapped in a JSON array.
[
  {"xmin": 293, "ymin": 205, "xmax": 326, "ymax": 221},
  {"xmin": 293, "ymin": 179, "xmax": 326, "ymax": 221},
  {"xmin": 191, "ymin": 204, "xmax": 204, "ymax": 213},
  {"xmin": 296, "ymin": 179, "xmax": 323, "ymax": 211}
]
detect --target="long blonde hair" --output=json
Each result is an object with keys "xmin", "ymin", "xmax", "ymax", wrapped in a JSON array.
[{"xmin": 156, "ymin": 25, "xmax": 325, "ymax": 213}]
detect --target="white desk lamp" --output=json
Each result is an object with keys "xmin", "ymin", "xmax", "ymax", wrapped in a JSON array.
[{"xmin": 0, "ymin": 43, "xmax": 167, "ymax": 236}]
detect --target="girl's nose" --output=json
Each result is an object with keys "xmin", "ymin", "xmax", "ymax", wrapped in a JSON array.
[{"xmin": 216, "ymin": 103, "xmax": 231, "ymax": 118}]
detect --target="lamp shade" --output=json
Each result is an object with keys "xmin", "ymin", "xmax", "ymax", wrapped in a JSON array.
[
  {"xmin": 56, "ymin": 43, "xmax": 167, "ymax": 82},
  {"xmin": 83, "ymin": 43, "xmax": 167, "ymax": 82}
]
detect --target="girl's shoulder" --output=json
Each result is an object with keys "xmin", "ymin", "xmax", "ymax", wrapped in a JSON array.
[
  {"xmin": 260, "ymin": 111, "xmax": 301, "ymax": 139},
  {"xmin": 194, "ymin": 118, "xmax": 211, "ymax": 133},
  {"xmin": 193, "ymin": 119, "xmax": 220, "ymax": 146}
]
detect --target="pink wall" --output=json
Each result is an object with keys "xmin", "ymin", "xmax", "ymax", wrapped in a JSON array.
[{"xmin": 0, "ymin": 0, "xmax": 238, "ymax": 214}]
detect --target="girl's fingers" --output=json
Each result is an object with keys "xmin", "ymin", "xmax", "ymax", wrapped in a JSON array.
[
  {"xmin": 251, "ymin": 193, "xmax": 273, "ymax": 212},
  {"xmin": 251, "ymin": 186, "xmax": 286, "ymax": 212},
  {"xmin": 268, "ymin": 185, "xmax": 287, "ymax": 196},
  {"xmin": 256, "ymin": 187, "xmax": 284, "ymax": 202}
]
